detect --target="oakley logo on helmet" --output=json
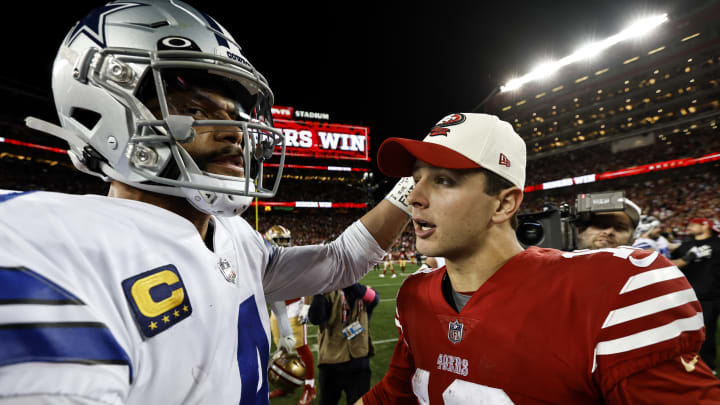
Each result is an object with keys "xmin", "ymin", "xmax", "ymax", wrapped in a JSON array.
[
  {"xmin": 157, "ymin": 36, "xmax": 201, "ymax": 51},
  {"xmin": 428, "ymin": 113, "xmax": 466, "ymax": 137},
  {"xmin": 499, "ymin": 153, "xmax": 511, "ymax": 167}
]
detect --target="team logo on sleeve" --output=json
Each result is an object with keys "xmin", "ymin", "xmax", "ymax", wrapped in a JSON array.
[
  {"xmin": 122, "ymin": 265, "xmax": 192, "ymax": 338},
  {"xmin": 448, "ymin": 319, "xmax": 464, "ymax": 344}
]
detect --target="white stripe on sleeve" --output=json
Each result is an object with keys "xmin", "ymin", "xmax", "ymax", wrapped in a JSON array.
[
  {"xmin": 619, "ymin": 266, "xmax": 685, "ymax": 294},
  {"xmin": 601, "ymin": 288, "xmax": 699, "ymax": 328},
  {"xmin": 0, "ymin": 304, "xmax": 97, "ymax": 325},
  {"xmin": 596, "ymin": 312, "xmax": 704, "ymax": 356}
]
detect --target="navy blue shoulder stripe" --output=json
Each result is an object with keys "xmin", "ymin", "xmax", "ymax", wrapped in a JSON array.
[
  {"xmin": 0, "ymin": 191, "xmax": 37, "ymax": 203},
  {"xmin": 0, "ymin": 321, "xmax": 133, "ymax": 383},
  {"xmin": 0, "ymin": 267, "xmax": 84, "ymax": 305}
]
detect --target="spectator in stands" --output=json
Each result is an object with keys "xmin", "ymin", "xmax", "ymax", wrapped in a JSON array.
[
  {"xmin": 671, "ymin": 218, "xmax": 720, "ymax": 371},
  {"xmin": 576, "ymin": 197, "xmax": 641, "ymax": 250},
  {"xmin": 308, "ymin": 283, "xmax": 378, "ymax": 405}
]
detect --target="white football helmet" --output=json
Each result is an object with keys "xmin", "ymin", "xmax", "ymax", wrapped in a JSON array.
[
  {"xmin": 26, "ymin": 0, "xmax": 285, "ymax": 216},
  {"xmin": 634, "ymin": 215, "xmax": 661, "ymax": 238}
]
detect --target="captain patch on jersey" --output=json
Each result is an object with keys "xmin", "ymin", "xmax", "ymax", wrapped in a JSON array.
[{"xmin": 122, "ymin": 264, "xmax": 192, "ymax": 338}]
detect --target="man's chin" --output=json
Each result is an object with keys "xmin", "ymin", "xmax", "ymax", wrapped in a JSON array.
[
  {"xmin": 206, "ymin": 163, "xmax": 245, "ymax": 178},
  {"xmin": 593, "ymin": 240, "xmax": 615, "ymax": 249},
  {"xmin": 416, "ymin": 243, "xmax": 443, "ymax": 260}
]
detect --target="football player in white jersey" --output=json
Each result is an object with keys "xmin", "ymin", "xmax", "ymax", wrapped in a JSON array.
[
  {"xmin": 633, "ymin": 215, "xmax": 678, "ymax": 258},
  {"xmin": 0, "ymin": 1, "xmax": 412, "ymax": 404}
]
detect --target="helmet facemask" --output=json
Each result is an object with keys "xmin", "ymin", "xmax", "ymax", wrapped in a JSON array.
[{"xmin": 65, "ymin": 47, "xmax": 285, "ymax": 216}]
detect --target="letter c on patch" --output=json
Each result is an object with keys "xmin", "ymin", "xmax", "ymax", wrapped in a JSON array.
[{"xmin": 130, "ymin": 270, "xmax": 185, "ymax": 318}]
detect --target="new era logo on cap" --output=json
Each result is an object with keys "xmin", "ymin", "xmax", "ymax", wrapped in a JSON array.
[{"xmin": 499, "ymin": 153, "xmax": 511, "ymax": 167}]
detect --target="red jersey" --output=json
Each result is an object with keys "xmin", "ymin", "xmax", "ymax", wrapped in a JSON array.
[{"xmin": 365, "ymin": 246, "xmax": 720, "ymax": 404}]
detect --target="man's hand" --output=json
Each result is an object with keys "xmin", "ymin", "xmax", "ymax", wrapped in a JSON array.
[
  {"xmin": 384, "ymin": 177, "xmax": 414, "ymax": 216},
  {"xmin": 278, "ymin": 335, "xmax": 297, "ymax": 353},
  {"xmin": 297, "ymin": 304, "xmax": 311, "ymax": 324},
  {"xmin": 683, "ymin": 246, "xmax": 711, "ymax": 263}
]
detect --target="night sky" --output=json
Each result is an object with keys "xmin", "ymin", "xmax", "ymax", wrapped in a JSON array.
[{"xmin": 1, "ymin": 0, "xmax": 698, "ymax": 178}]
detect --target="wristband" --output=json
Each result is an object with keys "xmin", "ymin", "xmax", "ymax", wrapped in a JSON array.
[{"xmin": 384, "ymin": 176, "xmax": 414, "ymax": 216}]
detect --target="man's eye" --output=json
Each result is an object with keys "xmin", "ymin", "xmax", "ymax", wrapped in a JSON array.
[
  {"xmin": 435, "ymin": 177, "xmax": 453, "ymax": 185},
  {"xmin": 184, "ymin": 108, "xmax": 208, "ymax": 118}
]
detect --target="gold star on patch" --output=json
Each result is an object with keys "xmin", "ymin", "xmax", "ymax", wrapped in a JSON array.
[
  {"xmin": 162, "ymin": 315, "xmax": 171, "ymax": 323},
  {"xmin": 149, "ymin": 321, "xmax": 158, "ymax": 330},
  {"xmin": 183, "ymin": 305, "xmax": 189, "ymax": 312},
  {"xmin": 174, "ymin": 310, "xmax": 180, "ymax": 317}
]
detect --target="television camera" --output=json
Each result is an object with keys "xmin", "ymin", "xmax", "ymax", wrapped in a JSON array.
[{"xmin": 516, "ymin": 191, "xmax": 631, "ymax": 251}]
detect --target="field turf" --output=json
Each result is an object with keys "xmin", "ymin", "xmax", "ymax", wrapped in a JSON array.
[{"xmin": 268, "ymin": 263, "xmax": 418, "ymax": 405}]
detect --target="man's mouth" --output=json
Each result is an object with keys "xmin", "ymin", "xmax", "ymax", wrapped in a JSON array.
[
  {"xmin": 414, "ymin": 218, "xmax": 436, "ymax": 238},
  {"xmin": 208, "ymin": 153, "xmax": 244, "ymax": 176},
  {"xmin": 595, "ymin": 237, "xmax": 613, "ymax": 245}
]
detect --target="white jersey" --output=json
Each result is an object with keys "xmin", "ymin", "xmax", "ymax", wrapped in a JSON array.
[
  {"xmin": 632, "ymin": 237, "xmax": 659, "ymax": 251},
  {"xmin": 0, "ymin": 191, "xmax": 384, "ymax": 404},
  {"xmin": 633, "ymin": 236, "xmax": 671, "ymax": 258}
]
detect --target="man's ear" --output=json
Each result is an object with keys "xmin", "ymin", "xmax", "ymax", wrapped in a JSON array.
[{"xmin": 491, "ymin": 187, "xmax": 523, "ymax": 225}]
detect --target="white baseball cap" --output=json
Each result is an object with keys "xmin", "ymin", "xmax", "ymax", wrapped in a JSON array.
[
  {"xmin": 620, "ymin": 197, "xmax": 642, "ymax": 229},
  {"xmin": 377, "ymin": 113, "xmax": 527, "ymax": 188}
]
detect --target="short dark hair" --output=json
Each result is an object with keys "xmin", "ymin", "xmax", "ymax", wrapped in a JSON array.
[{"xmin": 476, "ymin": 168, "xmax": 519, "ymax": 230}]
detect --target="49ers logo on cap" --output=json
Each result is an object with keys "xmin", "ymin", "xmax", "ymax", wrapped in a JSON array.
[{"xmin": 428, "ymin": 113, "xmax": 466, "ymax": 137}]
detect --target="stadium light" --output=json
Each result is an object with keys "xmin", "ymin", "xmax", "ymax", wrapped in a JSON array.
[{"xmin": 500, "ymin": 13, "xmax": 668, "ymax": 93}]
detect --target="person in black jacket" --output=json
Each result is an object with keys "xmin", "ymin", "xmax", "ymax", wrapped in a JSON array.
[
  {"xmin": 308, "ymin": 283, "xmax": 379, "ymax": 405},
  {"xmin": 672, "ymin": 218, "xmax": 720, "ymax": 371}
]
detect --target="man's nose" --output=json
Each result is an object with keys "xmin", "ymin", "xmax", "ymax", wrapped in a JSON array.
[
  {"xmin": 215, "ymin": 128, "xmax": 242, "ymax": 145},
  {"xmin": 212, "ymin": 110, "xmax": 243, "ymax": 145}
]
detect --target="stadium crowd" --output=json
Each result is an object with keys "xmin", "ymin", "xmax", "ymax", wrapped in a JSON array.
[
  {"xmin": 522, "ymin": 167, "xmax": 720, "ymax": 237},
  {"xmin": 525, "ymin": 128, "xmax": 720, "ymax": 186}
]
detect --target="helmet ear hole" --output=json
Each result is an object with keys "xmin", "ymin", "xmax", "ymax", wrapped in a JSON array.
[{"xmin": 70, "ymin": 107, "xmax": 101, "ymax": 131}]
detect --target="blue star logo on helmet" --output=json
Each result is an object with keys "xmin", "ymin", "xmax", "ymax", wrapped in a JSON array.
[{"xmin": 66, "ymin": 2, "xmax": 147, "ymax": 48}]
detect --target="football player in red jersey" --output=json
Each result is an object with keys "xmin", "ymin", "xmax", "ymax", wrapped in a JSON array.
[{"xmin": 358, "ymin": 113, "xmax": 720, "ymax": 404}]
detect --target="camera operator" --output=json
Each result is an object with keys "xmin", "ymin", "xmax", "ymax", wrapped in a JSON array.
[
  {"xmin": 671, "ymin": 218, "xmax": 720, "ymax": 372},
  {"xmin": 576, "ymin": 197, "xmax": 641, "ymax": 250}
]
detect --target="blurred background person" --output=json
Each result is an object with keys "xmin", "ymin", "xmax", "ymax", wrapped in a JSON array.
[
  {"xmin": 308, "ymin": 282, "xmax": 378, "ymax": 405},
  {"xmin": 265, "ymin": 225, "xmax": 316, "ymax": 404},
  {"xmin": 632, "ymin": 215, "xmax": 679, "ymax": 258},
  {"xmin": 379, "ymin": 252, "xmax": 396, "ymax": 278},
  {"xmin": 576, "ymin": 197, "xmax": 641, "ymax": 250},
  {"xmin": 671, "ymin": 218, "xmax": 720, "ymax": 372},
  {"xmin": 398, "ymin": 248, "xmax": 408, "ymax": 273}
]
